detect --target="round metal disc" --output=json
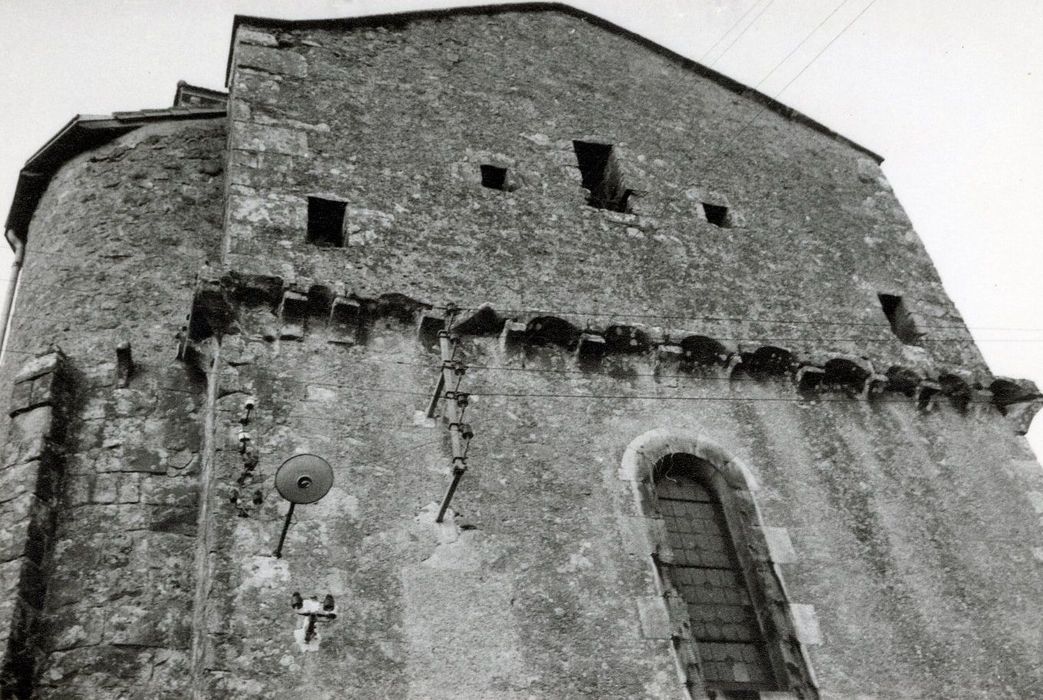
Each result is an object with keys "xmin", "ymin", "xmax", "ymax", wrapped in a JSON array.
[{"xmin": 275, "ymin": 454, "xmax": 334, "ymax": 504}]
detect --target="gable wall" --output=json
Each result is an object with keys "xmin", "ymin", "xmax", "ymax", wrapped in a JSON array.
[
  {"xmin": 202, "ymin": 10, "xmax": 1043, "ymax": 699},
  {"xmin": 0, "ymin": 8, "xmax": 1038, "ymax": 699},
  {"xmin": 226, "ymin": 9, "xmax": 982, "ymax": 373}
]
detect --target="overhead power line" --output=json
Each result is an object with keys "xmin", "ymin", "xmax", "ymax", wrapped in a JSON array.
[
  {"xmin": 436, "ymin": 303, "xmax": 1040, "ymax": 334},
  {"xmin": 147, "ymin": 356, "xmax": 995, "ymax": 405},
  {"xmin": 0, "ymin": 294, "xmax": 1038, "ymax": 346},
  {"xmin": 698, "ymin": 0, "xmax": 768, "ymax": 62},
  {"xmin": 700, "ymin": 0, "xmax": 881, "ymax": 177},
  {"xmin": 747, "ymin": 0, "xmax": 853, "ymax": 92},
  {"xmin": 4, "ymin": 261, "xmax": 1040, "ymax": 333},
  {"xmin": 706, "ymin": 0, "xmax": 778, "ymax": 69},
  {"xmin": 0, "ymin": 280, "xmax": 1037, "ymax": 353}
]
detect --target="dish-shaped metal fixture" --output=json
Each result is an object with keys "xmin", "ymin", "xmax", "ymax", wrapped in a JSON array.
[{"xmin": 275, "ymin": 454, "xmax": 334, "ymax": 504}]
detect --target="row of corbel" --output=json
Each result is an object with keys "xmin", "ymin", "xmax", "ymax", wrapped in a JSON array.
[
  {"xmin": 180, "ymin": 271, "xmax": 1043, "ymax": 433},
  {"xmin": 419, "ymin": 306, "xmax": 1039, "ymax": 419}
]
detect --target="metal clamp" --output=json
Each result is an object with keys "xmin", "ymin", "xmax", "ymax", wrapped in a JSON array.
[
  {"xmin": 449, "ymin": 422, "xmax": 474, "ymax": 440},
  {"xmin": 291, "ymin": 592, "xmax": 338, "ymax": 645},
  {"xmin": 437, "ymin": 329, "xmax": 460, "ymax": 343}
]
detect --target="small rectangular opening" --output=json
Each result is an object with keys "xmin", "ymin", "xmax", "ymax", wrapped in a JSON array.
[
  {"xmin": 702, "ymin": 202, "xmax": 731, "ymax": 228},
  {"xmin": 307, "ymin": 196, "xmax": 347, "ymax": 247},
  {"xmin": 878, "ymin": 293, "xmax": 922, "ymax": 345},
  {"xmin": 572, "ymin": 140, "xmax": 631, "ymax": 212},
  {"xmin": 480, "ymin": 164, "xmax": 508, "ymax": 190}
]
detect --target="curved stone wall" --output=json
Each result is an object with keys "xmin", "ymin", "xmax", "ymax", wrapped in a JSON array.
[{"xmin": 0, "ymin": 118, "xmax": 224, "ymax": 698}]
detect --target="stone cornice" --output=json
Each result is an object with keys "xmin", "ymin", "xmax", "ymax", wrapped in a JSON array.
[{"xmin": 182, "ymin": 270, "xmax": 1043, "ymax": 435}]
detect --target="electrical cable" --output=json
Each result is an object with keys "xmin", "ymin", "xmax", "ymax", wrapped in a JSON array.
[
  {"xmin": 10, "ymin": 336, "xmax": 993, "ymax": 419},
  {"xmin": 163, "ymin": 375, "xmax": 989, "ymax": 407},
  {"xmin": 746, "ymin": 0, "xmax": 853, "ymax": 92},
  {"xmin": 4, "ymin": 222, "xmax": 1042, "ymax": 336},
  {"xmin": 699, "ymin": 0, "xmax": 881, "ymax": 177},
  {"xmin": 0, "ymin": 313, "xmax": 1026, "ymax": 375},
  {"xmin": 0, "ymin": 292, "xmax": 1005, "ymax": 336},
  {"xmin": 1, "ymin": 290, "xmax": 1040, "ymax": 341},
  {"xmin": 142, "ymin": 353, "xmax": 996, "ymax": 408},
  {"xmin": 218, "ymin": 353, "xmax": 999, "ymax": 396},
  {"xmin": 698, "ymin": 0, "xmax": 769, "ymax": 63},
  {"xmin": 706, "ymin": 0, "xmax": 778, "ymax": 69},
  {"xmin": 431, "ymin": 302, "xmax": 1038, "ymax": 334},
  {"xmin": 2, "ymin": 0, "xmax": 1034, "ymax": 364},
  {"xmin": 464, "ymin": 389, "xmax": 986, "ymax": 405}
]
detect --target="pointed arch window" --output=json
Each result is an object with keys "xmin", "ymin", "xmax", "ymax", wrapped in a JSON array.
[{"xmin": 654, "ymin": 453, "xmax": 781, "ymax": 695}]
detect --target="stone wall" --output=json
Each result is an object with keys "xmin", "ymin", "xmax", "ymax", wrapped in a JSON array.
[
  {"xmin": 184, "ymin": 284, "xmax": 1043, "ymax": 698},
  {"xmin": 225, "ymin": 8, "xmax": 984, "ymax": 375},
  {"xmin": 0, "ymin": 5, "xmax": 1040, "ymax": 699},
  {"xmin": 204, "ymin": 8, "xmax": 1043, "ymax": 699},
  {"xmin": 0, "ymin": 350, "xmax": 70, "ymax": 697},
  {"xmin": 0, "ymin": 118, "xmax": 225, "ymax": 698}
]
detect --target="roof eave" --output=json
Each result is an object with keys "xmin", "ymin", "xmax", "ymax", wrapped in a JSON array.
[{"xmin": 5, "ymin": 107, "xmax": 226, "ymax": 246}]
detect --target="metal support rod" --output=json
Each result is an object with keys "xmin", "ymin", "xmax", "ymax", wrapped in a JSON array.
[
  {"xmin": 304, "ymin": 614, "xmax": 318, "ymax": 643},
  {"xmin": 0, "ymin": 229, "xmax": 25, "ymax": 362},
  {"xmin": 273, "ymin": 502, "xmax": 296, "ymax": 558},
  {"xmin": 424, "ymin": 303, "xmax": 457, "ymax": 420},
  {"xmin": 424, "ymin": 372, "xmax": 445, "ymax": 419},
  {"xmin": 435, "ymin": 464, "xmax": 465, "ymax": 523}
]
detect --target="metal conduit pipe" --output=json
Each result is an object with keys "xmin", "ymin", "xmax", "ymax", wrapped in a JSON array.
[{"xmin": 0, "ymin": 229, "xmax": 25, "ymax": 361}]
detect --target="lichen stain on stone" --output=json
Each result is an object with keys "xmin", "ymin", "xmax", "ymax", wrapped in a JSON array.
[
  {"xmin": 299, "ymin": 487, "xmax": 358, "ymax": 521},
  {"xmin": 304, "ymin": 385, "xmax": 337, "ymax": 403},
  {"xmin": 293, "ymin": 620, "xmax": 322, "ymax": 653},
  {"xmin": 556, "ymin": 544, "xmax": 594, "ymax": 574},
  {"xmin": 241, "ymin": 555, "xmax": 290, "ymax": 590},
  {"xmin": 277, "ymin": 653, "xmax": 301, "ymax": 673},
  {"xmin": 420, "ymin": 532, "xmax": 484, "ymax": 571},
  {"xmin": 400, "ymin": 566, "xmax": 525, "ymax": 699},
  {"xmin": 413, "ymin": 502, "xmax": 458, "ymax": 538},
  {"xmin": 643, "ymin": 670, "xmax": 679, "ymax": 699},
  {"xmin": 4, "ymin": 7, "xmax": 1043, "ymax": 698}
]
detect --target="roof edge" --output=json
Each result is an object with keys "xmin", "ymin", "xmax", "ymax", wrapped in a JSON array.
[
  {"xmin": 5, "ymin": 106, "xmax": 226, "ymax": 245},
  {"xmin": 174, "ymin": 81, "xmax": 229, "ymax": 108},
  {"xmin": 225, "ymin": 2, "xmax": 882, "ymax": 163}
]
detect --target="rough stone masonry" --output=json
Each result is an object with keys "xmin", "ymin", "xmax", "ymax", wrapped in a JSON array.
[{"xmin": 0, "ymin": 5, "xmax": 1041, "ymax": 699}]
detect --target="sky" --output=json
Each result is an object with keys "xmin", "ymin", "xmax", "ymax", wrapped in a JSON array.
[{"xmin": 1, "ymin": 0, "xmax": 1041, "ymax": 453}]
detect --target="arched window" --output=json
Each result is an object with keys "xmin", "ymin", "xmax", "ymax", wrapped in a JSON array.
[{"xmin": 654, "ymin": 453, "xmax": 780, "ymax": 695}]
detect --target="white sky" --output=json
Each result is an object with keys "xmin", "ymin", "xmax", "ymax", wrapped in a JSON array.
[{"xmin": 1, "ymin": 0, "xmax": 1041, "ymax": 453}]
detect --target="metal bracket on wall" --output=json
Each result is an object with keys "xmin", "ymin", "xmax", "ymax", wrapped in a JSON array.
[
  {"xmin": 291, "ymin": 592, "xmax": 337, "ymax": 649},
  {"xmin": 428, "ymin": 304, "xmax": 476, "ymax": 523}
]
